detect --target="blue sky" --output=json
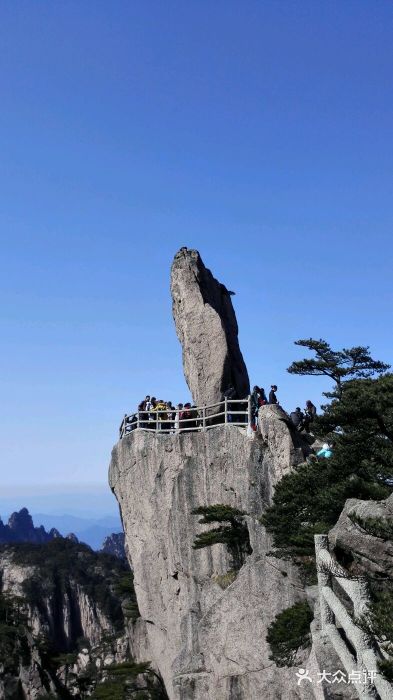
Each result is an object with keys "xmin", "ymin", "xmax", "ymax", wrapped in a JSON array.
[{"xmin": 1, "ymin": 1, "xmax": 392, "ymax": 495}]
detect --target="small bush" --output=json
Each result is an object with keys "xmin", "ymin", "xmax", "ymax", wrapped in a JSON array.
[
  {"xmin": 192, "ymin": 504, "xmax": 252, "ymax": 571},
  {"xmin": 266, "ymin": 601, "xmax": 313, "ymax": 667}
]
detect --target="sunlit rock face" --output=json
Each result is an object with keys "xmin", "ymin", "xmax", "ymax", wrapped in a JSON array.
[
  {"xmin": 109, "ymin": 418, "xmax": 307, "ymax": 700},
  {"xmin": 171, "ymin": 247, "xmax": 250, "ymax": 407},
  {"xmin": 109, "ymin": 249, "xmax": 326, "ymax": 699},
  {"xmin": 329, "ymin": 493, "xmax": 393, "ymax": 578}
]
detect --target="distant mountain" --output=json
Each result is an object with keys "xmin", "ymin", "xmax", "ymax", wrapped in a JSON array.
[
  {"xmin": 32, "ymin": 512, "xmax": 122, "ymax": 549},
  {"xmin": 0, "ymin": 509, "xmax": 123, "ymax": 550},
  {"xmin": 0, "ymin": 508, "xmax": 62, "ymax": 544},
  {"xmin": 101, "ymin": 532, "xmax": 126, "ymax": 560}
]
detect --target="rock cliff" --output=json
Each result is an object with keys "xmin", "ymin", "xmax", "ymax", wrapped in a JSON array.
[
  {"xmin": 109, "ymin": 248, "xmax": 318, "ymax": 699},
  {"xmin": 109, "ymin": 412, "xmax": 308, "ymax": 699},
  {"xmin": 0, "ymin": 539, "xmax": 137, "ymax": 699},
  {"xmin": 328, "ymin": 493, "xmax": 393, "ymax": 578},
  {"xmin": 171, "ymin": 248, "xmax": 250, "ymax": 406}
]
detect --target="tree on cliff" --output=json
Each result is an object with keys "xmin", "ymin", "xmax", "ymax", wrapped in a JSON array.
[
  {"xmin": 0, "ymin": 590, "xmax": 29, "ymax": 673},
  {"xmin": 266, "ymin": 601, "xmax": 313, "ymax": 667},
  {"xmin": 287, "ymin": 338, "xmax": 389, "ymax": 397},
  {"xmin": 90, "ymin": 660, "xmax": 168, "ymax": 699},
  {"xmin": 262, "ymin": 347, "xmax": 393, "ymax": 558},
  {"xmin": 192, "ymin": 504, "xmax": 252, "ymax": 571}
]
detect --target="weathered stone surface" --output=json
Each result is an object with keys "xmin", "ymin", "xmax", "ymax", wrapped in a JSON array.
[
  {"xmin": 0, "ymin": 546, "xmax": 141, "ymax": 699},
  {"xmin": 328, "ymin": 493, "xmax": 393, "ymax": 578},
  {"xmin": 101, "ymin": 531, "xmax": 126, "ymax": 560},
  {"xmin": 258, "ymin": 404, "xmax": 309, "ymax": 495},
  {"xmin": 109, "ymin": 250, "xmax": 354, "ymax": 699},
  {"xmin": 109, "ymin": 410, "xmax": 311, "ymax": 699},
  {"xmin": 171, "ymin": 248, "xmax": 250, "ymax": 407}
]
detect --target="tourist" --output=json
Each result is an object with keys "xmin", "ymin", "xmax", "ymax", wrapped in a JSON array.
[
  {"xmin": 127, "ymin": 413, "xmax": 138, "ymax": 432},
  {"xmin": 138, "ymin": 400, "xmax": 148, "ymax": 429},
  {"xmin": 190, "ymin": 404, "xmax": 199, "ymax": 429},
  {"xmin": 175, "ymin": 403, "xmax": 184, "ymax": 431},
  {"xmin": 250, "ymin": 386, "xmax": 261, "ymax": 430},
  {"xmin": 269, "ymin": 385, "xmax": 278, "ymax": 404},
  {"xmin": 154, "ymin": 399, "xmax": 167, "ymax": 430},
  {"xmin": 317, "ymin": 443, "xmax": 332, "ymax": 459},
  {"xmin": 290, "ymin": 407, "xmax": 305, "ymax": 431},
  {"xmin": 181, "ymin": 403, "xmax": 193, "ymax": 431},
  {"xmin": 304, "ymin": 400, "xmax": 317, "ymax": 432},
  {"xmin": 165, "ymin": 401, "xmax": 175, "ymax": 431},
  {"xmin": 148, "ymin": 397, "xmax": 157, "ymax": 429},
  {"xmin": 259, "ymin": 387, "xmax": 268, "ymax": 406}
]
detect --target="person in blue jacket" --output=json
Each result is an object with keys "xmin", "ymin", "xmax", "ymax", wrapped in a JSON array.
[{"xmin": 317, "ymin": 443, "xmax": 332, "ymax": 458}]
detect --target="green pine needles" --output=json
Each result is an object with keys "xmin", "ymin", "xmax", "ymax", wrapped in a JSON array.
[
  {"xmin": 262, "ymin": 339, "xmax": 393, "ymax": 560},
  {"xmin": 90, "ymin": 661, "xmax": 168, "ymax": 699},
  {"xmin": 192, "ymin": 504, "xmax": 252, "ymax": 571},
  {"xmin": 287, "ymin": 338, "xmax": 389, "ymax": 398},
  {"xmin": 266, "ymin": 601, "xmax": 313, "ymax": 667}
]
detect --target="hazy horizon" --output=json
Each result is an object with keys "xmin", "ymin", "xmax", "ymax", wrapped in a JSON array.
[{"xmin": 0, "ymin": 483, "xmax": 120, "ymax": 519}]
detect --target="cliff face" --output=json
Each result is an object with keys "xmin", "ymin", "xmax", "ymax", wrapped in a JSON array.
[
  {"xmin": 109, "ymin": 409, "xmax": 308, "ymax": 699},
  {"xmin": 329, "ymin": 493, "xmax": 393, "ymax": 578},
  {"xmin": 171, "ymin": 248, "xmax": 250, "ymax": 406},
  {"xmin": 110, "ymin": 248, "xmax": 332, "ymax": 698},
  {"xmin": 0, "ymin": 541, "xmax": 135, "ymax": 699}
]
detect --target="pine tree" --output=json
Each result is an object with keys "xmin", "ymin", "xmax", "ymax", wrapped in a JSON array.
[
  {"xmin": 192, "ymin": 504, "xmax": 252, "ymax": 571},
  {"xmin": 262, "ymin": 372, "xmax": 393, "ymax": 558},
  {"xmin": 266, "ymin": 601, "xmax": 313, "ymax": 667},
  {"xmin": 90, "ymin": 661, "xmax": 168, "ymax": 699},
  {"xmin": 287, "ymin": 338, "xmax": 389, "ymax": 397}
]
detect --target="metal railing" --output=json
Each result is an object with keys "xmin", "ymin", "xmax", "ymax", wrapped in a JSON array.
[
  {"xmin": 119, "ymin": 397, "xmax": 252, "ymax": 439},
  {"xmin": 315, "ymin": 534, "xmax": 392, "ymax": 699}
]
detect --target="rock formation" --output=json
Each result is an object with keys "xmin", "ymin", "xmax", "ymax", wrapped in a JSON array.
[
  {"xmin": 0, "ymin": 507, "xmax": 62, "ymax": 544},
  {"xmin": 110, "ymin": 412, "xmax": 309, "ymax": 699},
  {"xmin": 111, "ymin": 248, "xmax": 389, "ymax": 699},
  {"xmin": 328, "ymin": 493, "xmax": 393, "ymax": 578},
  {"xmin": 102, "ymin": 531, "xmax": 127, "ymax": 560},
  {"xmin": 0, "ymin": 539, "xmax": 136, "ymax": 699},
  {"xmin": 171, "ymin": 247, "xmax": 250, "ymax": 407},
  {"xmin": 109, "ymin": 248, "xmax": 319, "ymax": 699}
]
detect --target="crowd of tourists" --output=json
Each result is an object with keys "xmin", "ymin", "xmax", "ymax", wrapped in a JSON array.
[
  {"xmin": 289, "ymin": 400, "xmax": 317, "ymax": 433},
  {"xmin": 119, "ymin": 387, "xmax": 331, "ymax": 457},
  {"xmin": 119, "ymin": 396, "xmax": 200, "ymax": 435},
  {"xmin": 120, "ymin": 384, "xmax": 283, "ymax": 436}
]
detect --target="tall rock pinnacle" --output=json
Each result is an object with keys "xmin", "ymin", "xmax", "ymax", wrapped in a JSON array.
[{"xmin": 171, "ymin": 247, "xmax": 250, "ymax": 406}]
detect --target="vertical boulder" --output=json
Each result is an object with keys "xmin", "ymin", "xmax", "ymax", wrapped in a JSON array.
[{"xmin": 171, "ymin": 247, "xmax": 250, "ymax": 407}]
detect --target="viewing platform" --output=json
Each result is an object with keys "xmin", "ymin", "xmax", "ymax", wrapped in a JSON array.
[{"xmin": 119, "ymin": 397, "xmax": 252, "ymax": 439}]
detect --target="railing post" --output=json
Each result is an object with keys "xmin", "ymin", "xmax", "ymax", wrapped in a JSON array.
[
  {"xmin": 315, "ymin": 535, "xmax": 334, "ymax": 630},
  {"xmin": 202, "ymin": 406, "xmax": 206, "ymax": 431},
  {"xmin": 137, "ymin": 411, "xmax": 140, "ymax": 430},
  {"xmin": 224, "ymin": 397, "xmax": 228, "ymax": 424},
  {"xmin": 248, "ymin": 395, "xmax": 252, "ymax": 426}
]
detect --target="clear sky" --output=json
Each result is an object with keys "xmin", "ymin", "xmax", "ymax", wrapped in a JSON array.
[{"xmin": 1, "ymin": 1, "xmax": 392, "ymax": 493}]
